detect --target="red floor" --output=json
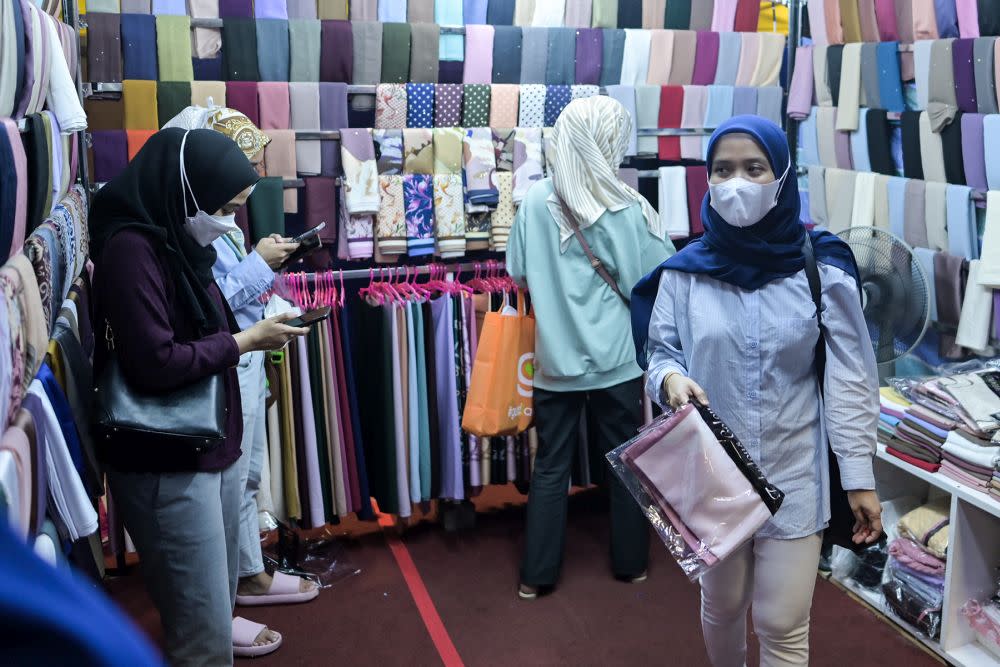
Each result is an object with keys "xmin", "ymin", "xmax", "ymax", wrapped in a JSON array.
[{"xmin": 105, "ymin": 487, "xmax": 941, "ymax": 666}]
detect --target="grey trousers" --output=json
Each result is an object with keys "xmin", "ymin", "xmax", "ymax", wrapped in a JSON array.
[
  {"xmin": 236, "ymin": 351, "xmax": 267, "ymax": 579},
  {"xmin": 109, "ymin": 459, "xmax": 243, "ymax": 667}
]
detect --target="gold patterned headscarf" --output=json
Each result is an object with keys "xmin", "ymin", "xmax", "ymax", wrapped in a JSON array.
[{"xmin": 162, "ymin": 104, "xmax": 271, "ymax": 162}]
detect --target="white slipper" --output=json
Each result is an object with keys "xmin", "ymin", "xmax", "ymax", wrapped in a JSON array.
[
  {"xmin": 236, "ymin": 571, "xmax": 319, "ymax": 607},
  {"xmin": 232, "ymin": 617, "xmax": 282, "ymax": 658}
]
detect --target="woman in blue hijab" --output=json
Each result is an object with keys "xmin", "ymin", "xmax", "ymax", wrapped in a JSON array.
[{"xmin": 630, "ymin": 117, "xmax": 883, "ymax": 666}]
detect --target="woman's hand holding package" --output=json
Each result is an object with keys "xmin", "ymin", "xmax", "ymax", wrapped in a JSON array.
[{"xmin": 663, "ymin": 373, "xmax": 709, "ymax": 410}]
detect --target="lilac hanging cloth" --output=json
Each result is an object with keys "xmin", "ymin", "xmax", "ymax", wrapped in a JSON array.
[
  {"xmin": 431, "ymin": 296, "xmax": 464, "ymax": 500},
  {"xmin": 692, "ymin": 31, "xmax": 719, "ymax": 85},
  {"xmin": 574, "ymin": 28, "xmax": 603, "ymax": 85},
  {"xmin": 319, "ymin": 82, "xmax": 348, "ymax": 176}
]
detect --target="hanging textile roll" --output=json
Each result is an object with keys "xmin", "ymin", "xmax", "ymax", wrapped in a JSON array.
[
  {"xmin": 4, "ymin": 0, "xmax": 24, "ymax": 117},
  {"xmin": 919, "ymin": 111, "xmax": 947, "ymax": 182},
  {"xmin": 86, "ymin": 12, "xmax": 123, "ymax": 83},
  {"xmin": 733, "ymin": 0, "xmax": 759, "ymax": 31},
  {"xmin": 816, "ymin": 106, "xmax": 838, "ymax": 168},
  {"xmin": 263, "ymin": 130, "xmax": 298, "ymax": 212},
  {"xmin": 351, "ymin": 22, "xmax": 382, "ymax": 112},
  {"xmin": 319, "ymin": 82, "xmax": 348, "ymax": 176},
  {"xmin": 492, "ymin": 26, "xmax": 522, "ymax": 83},
  {"xmin": 340, "ymin": 127, "xmax": 379, "ymax": 227},
  {"xmin": 887, "ymin": 176, "xmax": 907, "ymax": 239},
  {"xmin": 657, "ymin": 166, "xmax": 688, "ymax": 239},
  {"xmin": 934, "ymin": 252, "xmax": 966, "ymax": 358},
  {"xmin": 912, "ymin": 0, "xmax": 940, "ymax": 40},
  {"xmin": 913, "ymin": 248, "xmax": 939, "ymax": 321},
  {"xmin": 512, "ymin": 126, "xmax": 544, "ymax": 203},
  {"xmin": 823, "ymin": 0, "xmax": 843, "ymax": 43},
  {"xmin": 125, "ymin": 128, "xmax": 154, "ymax": 162},
  {"xmin": 409, "ymin": 23, "xmax": 441, "ymax": 83},
  {"xmin": 402, "ymin": 128, "xmax": 434, "ymax": 175},
  {"xmin": 813, "ymin": 44, "xmax": 833, "ymax": 106},
  {"xmin": 703, "ymin": 84, "xmax": 734, "ymax": 130},
  {"xmin": 531, "ymin": 0, "xmax": 563, "ymax": 26},
  {"xmin": 462, "ymin": 25, "xmax": 494, "ymax": 84},
  {"xmin": 858, "ymin": 0, "xmax": 880, "ymax": 41},
  {"xmin": 657, "ymin": 85, "xmax": 683, "ymax": 161},
  {"xmin": 431, "ymin": 126, "xmax": 462, "ymax": 175},
  {"xmin": 462, "ymin": 83, "xmax": 491, "ymax": 126},
  {"xmin": 465, "ymin": 0, "xmax": 489, "ymax": 24},
  {"xmin": 487, "ymin": 0, "xmax": 515, "ymax": 24},
  {"xmin": 714, "ymin": 31, "xmax": 740, "ymax": 86},
  {"xmin": 375, "ymin": 83, "xmax": 407, "ymax": 129},
  {"xmin": 691, "ymin": 31, "xmax": 720, "ymax": 87},
  {"xmin": 924, "ymin": 182, "xmax": 949, "ymax": 251},
  {"xmin": 681, "ymin": 165, "xmax": 706, "ymax": 235},
  {"xmin": 620, "ymin": 29, "xmax": 651, "ymax": 85},
  {"xmin": 787, "ymin": 45, "xmax": 814, "ymax": 119},
  {"xmin": 679, "ymin": 86, "xmax": 706, "ymax": 160},
  {"xmin": 489, "ymin": 84, "xmax": 520, "ymax": 127},
  {"xmin": 953, "ymin": 38, "xmax": 978, "ymax": 113},
  {"xmin": 378, "ymin": 0, "xmax": 407, "ymax": 22},
  {"xmin": 756, "ymin": 87, "xmax": 783, "ymax": 127},
  {"xmin": 635, "ymin": 84, "xmax": 660, "ymax": 155},
  {"xmin": 808, "ymin": 165, "xmax": 828, "ymax": 227},
  {"xmin": 711, "ymin": 0, "xmax": 736, "ymax": 31},
  {"xmin": 874, "ymin": 0, "xmax": 898, "ymax": 40},
  {"xmin": 155, "ymin": 15, "xmax": 195, "ymax": 81},
  {"xmin": 42, "ymin": 18, "xmax": 85, "ymax": 134},
  {"xmin": 463, "ymin": 127, "xmax": 498, "ymax": 213},
  {"xmin": 513, "ymin": 0, "xmax": 535, "ymax": 26},
  {"xmin": 490, "ymin": 172, "xmax": 515, "ymax": 251},
  {"xmin": 433, "ymin": 172, "xmax": 466, "ymax": 257},
  {"xmin": 575, "ymin": 28, "xmax": 603, "ymax": 85},
  {"xmin": 873, "ymin": 174, "xmax": 891, "ymax": 230},
  {"xmin": 520, "ymin": 27, "xmax": 548, "ymax": 84},
  {"xmin": 225, "ymin": 81, "xmax": 259, "ymax": 125},
  {"xmin": 980, "ymin": 0, "xmax": 1000, "ymax": 37},
  {"xmin": 375, "ymin": 128, "xmax": 404, "ymax": 175},
  {"xmin": 823, "ymin": 168, "xmax": 855, "ymax": 234},
  {"xmin": 288, "ymin": 0, "xmax": 316, "ymax": 18},
  {"xmin": 947, "ymin": 184, "xmax": 978, "ymax": 260},
  {"xmin": 668, "ymin": 30, "xmax": 697, "ymax": 86},
  {"xmin": 121, "ymin": 15, "xmax": 158, "ymax": 80},
  {"xmin": 901, "ymin": 110, "xmax": 925, "ymax": 179},
  {"xmin": 317, "ymin": 0, "xmax": 348, "ymax": 18},
  {"xmin": 833, "ymin": 112, "xmax": 853, "ymax": 169},
  {"xmin": 155, "ymin": 82, "xmax": 190, "ymax": 128},
  {"xmin": 223, "ymin": 18, "xmax": 260, "ymax": 80},
  {"xmin": 592, "ymin": 0, "xmax": 617, "ymax": 28},
  {"xmin": 404, "ymin": 173, "xmax": 435, "ymax": 256},
  {"xmin": 664, "ymin": 0, "xmax": 690, "ymax": 29},
  {"xmin": 290, "ymin": 82, "xmax": 322, "ymax": 176},
  {"xmin": 689, "ymin": 0, "xmax": 712, "ymax": 30},
  {"xmin": 851, "ymin": 171, "xmax": 877, "ymax": 230},
  {"xmin": 517, "ymin": 84, "xmax": 545, "ymax": 127},
  {"xmin": 798, "ymin": 107, "xmax": 820, "ymax": 166},
  {"xmin": 903, "ymin": 178, "xmax": 929, "ymax": 249},
  {"xmin": 219, "ymin": 0, "xmax": 252, "ymax": 16},
  {"xmin": 258, "ymin": 82, "xmax": 290, "ymax": 129},
  {"xmin": 961, "ymin": 113, "xmax": 988, "ymax": 191},
  {"xmin": 987, "ymin": 113, "xmax": 1000, "ymax": 191},
  {"xmin": 436, "ymin": 0, "xmax": 464, "ymax": 60},
  {"xmin": 732, "ymin": 86, "xmax": 757, "ymax": 117},
  {"xmin": 980, "ymin": 191, "xmax": 1000, "ymax": 287},
  {"xmin": 375, "ymin": 177, "xmax": 406, "ymax": 254},
  {"xmin": 434, "ymin": 83, "xmax": 463, "ymax": 127},
  {"xmin": 319, "ymin": 20, "xmax": 353, "ymax": 83},
  {"xmin": 600, "ymin": 28, "xmax": 626, "ymax": 86},
  {"xmin": 542, "ymin": 84, "xmax": 571, "ymax": 127},
  {"xmin": 153, "ymin": 0, "xmax": 186, "ymax": 12},
  {"xmin": 876, "ymin": 42, "xmax": 906, "ymax": 112},
  {"xmin": 941, "ymin": 111, "xmax": 967, "ymax": 184},
  {"xmin": 935, "ymin": 0, "xmax": 960, "ymax": 37},
  {"xmin": 617, "ymin": 0, "xmax": 641, "ymax": 27},
  {"xmin": 734, "ymin": 32, "xmax": 760, "ymax": 87},
  {"xmin": 866, "ymin": 109, "xmax": 896, "ymax": 176},
  {"xmin": 605, "ymin": 85, "xmax": 637, "ymax": 155},
  {"xmin": 851, "ymin": 109, "xmax": 872, "ymax": 173},
  {"xmin": 289, "ymin": 20, "xmax": 321, "ymax": 82},
  {"xmin": 807, "ymin": 0, "xmax": 828, "ymax": 43},
  {"xmin": 405, "ymin": 83, "xmax": 435, "ymax": 128},
  {"xmin": 913, "ymin": 39, "xmax": 933, "ymax": 110},
  {"xmin": 956, "ymin": 260, "xmax": 992, "ymax": 351},
  {"xmin": 0, "ymin": 122, "xmax": 26, "ymax": 257},
  {"xmin": 407, "ymin": 0, "xmax": 433, "ymax": 22},
  {"xmin": 545, "ymin": 27, "xmax": 576, "ymax": 85},
  {"xmin": 645, "ymin": 30, "xmax": 674, "ymax": 86},
  {"xmin": 256, "ymin": 19, "xmax": 291, "ymax": 82},
  {"xmin": 381, "ymin": 23, "xmax": 411, "ymax": 83},
  {"xmin": 974, "ymin": 38, "xmax": 999, "ymax": 114},
  {"xmin": 642, "ymin": 0, "xmax": 665, "ymax": 29},
  {"xmin": 860, "ymin": 43, "xmax": 882, "ymax": 110},
  {"xmin": 564, "ymin": 0, "xmax": 591, "ymax": 28},
  {"xmin": 838, "ymin": 0, "xmax": 863, "ymax": 42},
  {"xmin": 192, "ymin": 58, "xmax": 224, "ymax": 81},
  {"xmin": 957, "ymin": 0, "xmax": 980, "ymax": 37},
  {"xmin": 123, "ymin": 80, "xmax": 159, "ymax": 130},
  {"xmin": 835, "ymin": 43, "xmax": 862, "ymax": 131},
  {"xmin": 246, "ymin": 175, "xmax": 285, "ymax": 241},
  {"xmin": 826, "ymin": 44, "xmax": 845, "ymax": 107}
]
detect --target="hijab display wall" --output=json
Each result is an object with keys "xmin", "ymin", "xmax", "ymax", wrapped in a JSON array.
[
  {"xmin": 79, "ymin": 0, "xmax": 790, "ymax": 262},
  {"xmin": 789, "ymin": 0, "xmax": 1000, "ymax": 369}
]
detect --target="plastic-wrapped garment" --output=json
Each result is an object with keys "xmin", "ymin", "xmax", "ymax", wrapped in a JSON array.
[
  {"xmin": 962, "ymin": 600, "xmax": 1000, "ymax": 660},
  {"xmin": 851, "ymin": 541, "xmax": 889, "ymax": 588},
  {"xmin": 607, "ymin": 402, "xmax": 784, "ymax": 581},
  {"xmin": 896, "ymin": 498, "xmax": 950, "ymax": 560},
  {"xmin": 882, "ymin": 559, "xmax": 944, "ymax": 640}
]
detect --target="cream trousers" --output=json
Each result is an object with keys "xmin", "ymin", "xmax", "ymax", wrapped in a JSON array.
[{"xmin": 700, "ymin": 533, "xmax": 824, "ymax": 667}]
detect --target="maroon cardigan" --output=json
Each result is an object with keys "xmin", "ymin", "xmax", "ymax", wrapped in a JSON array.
[{"xmin": 93, "ymin": 228, "xmax": 243, "ymax": 473}]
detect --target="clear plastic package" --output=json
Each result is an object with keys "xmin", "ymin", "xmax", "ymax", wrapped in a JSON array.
[
  {"xmin": 881, "ymin": 559, "xmax": 944, "ymax": 640},
  {"xmin": 607, "ymin": 403, "xmax": 784, "ymax": 581},
  {"xmin": 962, "ymin": 599, "xmax": 1000, "ymax": 660},
  {"xmin": 261, "ymin": 522, "xmax": 361, "ymax": 589}
]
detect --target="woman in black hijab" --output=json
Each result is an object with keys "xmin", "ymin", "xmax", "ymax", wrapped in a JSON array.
[{"xmin": 90, "ymin": 128, "xmax": 307, "ymax": 665}]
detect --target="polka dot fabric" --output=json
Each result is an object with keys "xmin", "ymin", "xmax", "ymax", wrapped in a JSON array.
[
  {"xmin": 544, "ymin": 85, "xmax": 572, "ymax": 126},
  {"xmin": 406, "ymin": 83, "xmax": 436, "ymax": 128},
  {"xmin": 462, "ymin": 84, "xmax": 492, "ymax": 127},
  {"xmin": 518, "ymin": 84, "xmax": 546, "ymax": 127},
  {"xmin": 434, "ymin": 83, "xmax": 464, "ymax": 127}
]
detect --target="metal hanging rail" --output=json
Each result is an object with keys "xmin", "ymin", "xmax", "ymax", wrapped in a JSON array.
[{"xmin": 299, "ymin": 260, "xmax": 504, "ymax": 282}]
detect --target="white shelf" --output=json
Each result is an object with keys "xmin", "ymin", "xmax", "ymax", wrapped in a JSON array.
[
  {"xmin": 876, "ymin": 445, "xmax": 1000, "ymax": 520},
  {"xmin": 950, "ymin": 643, "xmax": 1000, "ymax": 667}
]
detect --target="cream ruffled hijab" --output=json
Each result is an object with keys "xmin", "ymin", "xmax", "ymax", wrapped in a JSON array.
[{"xmin": 547, "ymin": 96, "xmax": 663, "ymax": 252}]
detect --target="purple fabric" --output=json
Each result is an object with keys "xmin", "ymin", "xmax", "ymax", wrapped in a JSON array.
[
  {"xmin": 254, "ymin": 0, "xmax": 288, "ymax": 18},
  {"xmin": 574, "ymin": 28, "xmax": 603, "ymax": 85},
  {"xmin": 731, "ymin": 86, "xmax": 757, "ymax": 115},
  {"xmin": 961, "ymin": 113, "xmax": 988, "ymax": 191},
  {"xmin": 319, "ymin": 82, "xmax": 348, "ymax": 176},
  {"xmin": 834, "ymin": 110, "xmax": 854, "ymax": 169},
  {"xmin": 91, "ymin": 130, "xmax": 128, "ymax": 183},
  {"xmin": 320, "ymin": 20, "xmax": 354, "ymax": 82},
  {"xmin": 15, "ymin": 0, "xmax": 35, "ymax": 117},
  {"xmin": 692, "ymin": 31, "xmax": 720, "ymax": 85},
  {"xmin": 953, "ymin": 38, "xmax": 979, "ymax": 113},
  {"xmin": 874, "ymin": 0, "xmax": 899, "ymax": 40},
  {"xmin": 431, "ymin": 296, "xmax": 463, "ymax": 500},
  {"xmin": 219, "ymin": 0, "xmax": 253, "ymax": 17}
]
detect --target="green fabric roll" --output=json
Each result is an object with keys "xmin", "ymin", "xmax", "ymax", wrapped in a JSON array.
[
  {"xmin": 247, "ymin": 176, "xmax": 285, "ymax": 242},
  {"xmin": 222, "ymin": 18, "xmax": 260, "ymax": 81},
  {"xmin": 289, "ymin": 19, "xmax": 322, "ymax": 82},
  {"xmin": 462, "ymin": 84, "xmax": 491, "ymax": 127},
  {"xmin": 155, "ymin": 15, "xmax": 194, "ymax": 81},
  {"xmin": 664, "ymin": 0, "xmax": 691, "ymax": 29},
  {"xmin": 380, "ymin": 23, "xmax": 412, "ymax": 84},
  {"xmin": 591, "ymin": 0, "xmax": 618, "ymax": 27},
  {"xmin": 156, "ymin": 81, "xmax": 192, "ymax": 127}
]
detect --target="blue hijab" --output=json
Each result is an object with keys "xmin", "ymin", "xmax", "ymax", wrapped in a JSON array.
[{"xmin": 630, "ymin": 115, "xmax": 860, "ymax": 370}]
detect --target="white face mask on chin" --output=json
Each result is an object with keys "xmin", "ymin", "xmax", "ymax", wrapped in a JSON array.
[
  {"xmin": 708, "ymin": 165, "xmax": 788, "ymax": 228},
  {"xmin": 179, "ymin": 131, "xmax": 242, "ymax": 247}
]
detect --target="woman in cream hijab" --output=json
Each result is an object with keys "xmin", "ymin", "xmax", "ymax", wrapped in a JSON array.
[
  {"xmin": 507, "ymin": 96, "xmax": 675, "ymax": 599},
  {"xmin": 163, "ymin": 104, "xmax": 309, "ymax": 658}
]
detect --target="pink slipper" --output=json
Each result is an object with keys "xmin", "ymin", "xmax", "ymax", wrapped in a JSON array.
[
  {"xmin": 232, "ymin": 617, "xmax": 282, "ymax": 658},
  {"xmin": 235, "ymin": 571, "xmax": 319, "ymax": 607}
]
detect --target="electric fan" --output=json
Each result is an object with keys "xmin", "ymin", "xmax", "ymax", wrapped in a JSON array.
[{"xmin": 836, "ymin": 227, "xmax": 931, "ymax": 365}]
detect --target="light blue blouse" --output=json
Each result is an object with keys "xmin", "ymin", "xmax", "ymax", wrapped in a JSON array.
[{"xmin": 645, "ymin": 262, "xmax": 879, "ymax": 540}]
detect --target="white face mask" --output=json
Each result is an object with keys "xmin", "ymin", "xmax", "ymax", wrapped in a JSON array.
[
  {"xmin": 179, "ymin": 131, "xmax": 242, "ymax": 247},
  {"xmin": 708, "ymin": 165, "xmax": 788, "ymax": 228}
]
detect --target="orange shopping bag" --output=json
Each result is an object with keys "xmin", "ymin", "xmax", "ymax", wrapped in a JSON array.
[{"xmin": 462, "ymin": 292, "xmax": 535, "ymax": 437}]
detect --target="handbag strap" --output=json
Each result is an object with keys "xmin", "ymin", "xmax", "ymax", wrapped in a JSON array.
[
  {"xmin": 560, "ymin": 199, "xmax": 630, "ymax": 306},
  {"xmin": 801, "ymin": 234, "xmax": 826, "ymax": 392}
]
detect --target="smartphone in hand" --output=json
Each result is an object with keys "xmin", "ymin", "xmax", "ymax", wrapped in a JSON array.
[{"xmin": 284, "ymin": 306, "xmax": 332, "ymax": 328}]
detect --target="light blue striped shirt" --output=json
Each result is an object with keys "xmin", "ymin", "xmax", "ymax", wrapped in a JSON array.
[
  {"xmin": 645, "ymin": 263, "xmax": 879, "ymax": 540},
  {"xmin": 211, "ymin": 232, "xmax": 274, "ymax": 331}
]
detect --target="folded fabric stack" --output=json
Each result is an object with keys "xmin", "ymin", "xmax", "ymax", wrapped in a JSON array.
[
  {"xmin": 940, "ymin": 430, "xmax": 1000, "ymax": 491},
  {"xmin": 882, "ymin": 387, "xmax": 946, "ymax": 472},
  {"xmin": 883, "ymin": 500, "xmax": 950, "ymax": 640}
]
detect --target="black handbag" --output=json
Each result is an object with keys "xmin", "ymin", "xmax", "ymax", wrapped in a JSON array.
[
  {"xmin": 801, "ymin": 235, "xmax": 880, "ymax": 553},
  {"xmin": 93, "ymin": 322, "xmax": 228, "ymax": 456}
]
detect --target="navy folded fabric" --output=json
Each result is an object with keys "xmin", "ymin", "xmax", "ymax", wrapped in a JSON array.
[
  {"xmin": 486, "ymin": 0, "xmax": 515, "ymax": 25},
  {"xmin": 544, "ymin": 84, "xmax": 572, "ymax": 125},
  {"xmin": 492, "ymin": 26, "xmax": 522, "ymax": 83},
  {"xmin": 193, "ymin": 57, "xmax": 224, "ymax": 80},
  {"xmin": 121, "ymin": 14, "xmax": 158, "ymax": 80},
  {"xmin": 545, "ymin": 28, "xmax": 576, "ymax": 85}
]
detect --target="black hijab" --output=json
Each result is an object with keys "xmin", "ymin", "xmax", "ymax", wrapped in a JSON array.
[{"xmin": 89, "ymin": 128, "xmax": 260, "ymax": 333}]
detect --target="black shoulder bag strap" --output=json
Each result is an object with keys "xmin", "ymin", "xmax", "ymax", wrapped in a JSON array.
[
  {"xmin": 560, "ymin": 199, "xmax": 630, "ymax": 306},
  {"xmin": 802, "ymin": 234, "xmax": 867, "ymax": 553}
]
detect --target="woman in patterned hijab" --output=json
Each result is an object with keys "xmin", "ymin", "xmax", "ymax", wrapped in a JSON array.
[{"xmin": 163, "ymin": 104, "xmax": 271, "ymax": 170}]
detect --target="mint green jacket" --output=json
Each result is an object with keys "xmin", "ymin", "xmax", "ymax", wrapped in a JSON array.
[{"xmin": 506, "ymin": 179, "xmax": 675, "ymax": 392}]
